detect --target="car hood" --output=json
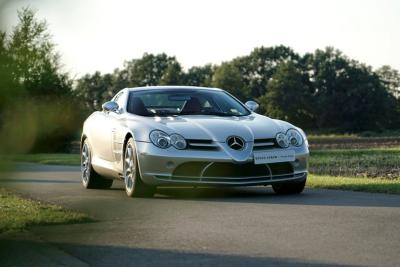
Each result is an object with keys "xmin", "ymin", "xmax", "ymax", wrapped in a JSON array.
[{"xmin": 127, "ymin": 114, "xmax": 294, "ymax": 142}]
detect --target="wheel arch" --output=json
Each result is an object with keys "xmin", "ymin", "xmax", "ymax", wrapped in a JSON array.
[
  {"xmin": 122, "ymin": 130, "xmax": 145, "ymax": 182},
  {"xmin": 123, "ymin": 132, "xmax": 133, "ymax": 153},
  {"xmin": 80, "ymin": 134, "xmax": 87, "ymax": 151}
]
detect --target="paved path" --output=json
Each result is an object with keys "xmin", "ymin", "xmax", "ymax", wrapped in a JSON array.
[{"xmin": 1, "ymin": 163, "xmax": 400, "ymax": 266}]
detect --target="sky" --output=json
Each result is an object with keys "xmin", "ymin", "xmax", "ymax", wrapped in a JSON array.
[{"xmin": 1, "ymin": 0, "xmax": 399, "ymax": 77}]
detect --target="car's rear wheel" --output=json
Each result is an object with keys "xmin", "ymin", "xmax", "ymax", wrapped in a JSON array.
[
  {"xmin": 272, "ymin": 177, "xmax": 306, "ymax": 195},
  {"xmin": 124, "ymin": 138, "xmax": 155, "ymax": 197},
  {"xmin": 81, "ymin": 139, "xmax": 113, "ymax": 189}
]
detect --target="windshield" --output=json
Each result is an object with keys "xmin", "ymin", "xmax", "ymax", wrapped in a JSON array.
[{"xmin": 127, "ymin": 89, "xmax": 250, "ymax": 117}]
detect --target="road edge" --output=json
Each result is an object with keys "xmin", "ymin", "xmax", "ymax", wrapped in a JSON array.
[{"xmin": 0, "ymin": 231, "xmax": 89, "ymax": 267}]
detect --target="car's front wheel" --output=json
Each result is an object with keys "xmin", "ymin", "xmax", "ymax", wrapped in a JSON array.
[
  {"xmin": 124, "ymin": 138, "xmax": 155, "ymax": 197},
  {"xmin": 272, "ymin": 177, "xmax": 306, "ymax": 195},
  {"xmin": 81, "ymin": 139, "xmax": 113, "ymax": 189}
]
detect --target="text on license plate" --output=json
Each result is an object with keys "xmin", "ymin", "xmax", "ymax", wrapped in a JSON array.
[{"xmin": 253, "ymin": 150, "xmax": 295, "ymax": 164}]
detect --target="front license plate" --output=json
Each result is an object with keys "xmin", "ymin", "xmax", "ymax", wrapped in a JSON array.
[{"xmin": 253, "ymin": 150, "xmax": 295, "ymax": 164}]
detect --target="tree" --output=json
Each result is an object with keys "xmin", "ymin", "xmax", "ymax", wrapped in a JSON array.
[
  {"xmin": 0, "ymin": 7, "xmax": 78, "ymax": 153},
  {"xmin": 241, "ymin": 45, "xmax": 300, "ymax": 97},
  {"xmin": 0, "ymin": 32, "xmax": 18, "ymax": 118},
  {"xmin": 8, "ymin": 7, "xmax": 71, "ymax": 98},
  {"xmin": 183, "ymin": 64, "xmax": 215, "ymax": 87},
  {"xmin": 75, "ymin": 71, "xmax": 113, "ymax": 111},
  {"xmin": 376, "ymin": 65, "xmax": 400, "ymax": 98},
  {"xmin": 259, "ymin": 62, "xmax": 314, "ymax": 128},
  {"xmin": 211, "ymin": 45, "xmax": 300, "ymax": 101},
  {"xmin": 159, "ymin": 61, "xmax": 183, "ymax": 85},
  {"xmin": 212, "ymin": 62, "xmax": 248, "ymax": 101},
  {"xmin": 303, "ymin": 47, "xmax": 398, "ymax": 131},
  {"xmin": 124, "ymin": 53, "xmax": 183, "ymax": 86}
]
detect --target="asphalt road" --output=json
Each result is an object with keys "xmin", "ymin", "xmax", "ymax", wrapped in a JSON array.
[{"xmin": 1, "ymin": 163, "xmax": 400, "ymax": 267}]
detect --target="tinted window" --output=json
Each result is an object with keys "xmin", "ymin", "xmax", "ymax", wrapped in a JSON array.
[{"xmin": 127, "ymin": 89, "xmax": 250, "ymax": 117}]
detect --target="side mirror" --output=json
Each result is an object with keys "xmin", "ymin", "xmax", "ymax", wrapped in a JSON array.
[
  {"xmin": 102, "ymin": 101, "xmax": 119, "ymax": 113},
  {"xmin": 245, "ymin": 100, "xmax": 259, "ymax": 112}
]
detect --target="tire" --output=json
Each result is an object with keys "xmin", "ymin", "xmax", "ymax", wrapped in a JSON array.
[
  {"xmin": 81, "ymin": 139, "xmax": 113, "ymax": 189},
  {"xmin": 272, "ymin": 177, "xmax": 306, "ymax": 195},
  {"xmin": 124, "ymin": 138, "xmax": 155, "ymax": 197}
]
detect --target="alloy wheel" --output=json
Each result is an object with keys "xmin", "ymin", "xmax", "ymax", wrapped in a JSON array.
[
  {"xmin": 124, "ymin": 143, "xmax": 136, "ymax": 193},
  {"xmin": 81, "ymin": 142, "xmax": 90, "ymax": 184}
]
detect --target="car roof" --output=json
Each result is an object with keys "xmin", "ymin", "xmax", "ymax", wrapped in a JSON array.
[{"xmin": 126, "ymin": 86, "xmax": 223, "ymax": 92}]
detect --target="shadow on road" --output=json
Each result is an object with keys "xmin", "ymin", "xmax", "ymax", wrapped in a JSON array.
[
  {"xmin": 0, "ymin": 178, "xmax": 79, "ymax": 184},
  {"xmin": 0, "ymin": 238, "xmax": 357, "ymax": 267},
  {"xmin": 153, "ymin": 186, "xmax": 400, "ymax": 208}
]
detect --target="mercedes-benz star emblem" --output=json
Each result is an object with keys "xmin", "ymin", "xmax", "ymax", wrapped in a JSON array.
[{"xmin": 227, "ymin": 136, "xmax": 245, "ymax": 150}]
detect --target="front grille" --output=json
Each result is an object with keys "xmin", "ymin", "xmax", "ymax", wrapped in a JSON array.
[
  {"xmin": 203, "ymin": 162, "xmax": 269, "ymax": 178},
  {"xmin": 171, "ymin": 161, "xmax": 294, "ymax": 180},
  {"xmin": 269, "ymin": 162, "xmax": 294, "ymax": 175},
  {"xmin": 186, "ymin": 139, "xmax": 219, "ymax": 151},
  {"xmin": 173, "ymin": 162, "xmax": 210, "ymax": 176},
  {"xmin": 253, "ymin": 138, "xmax": 279, "ymax": 150}
]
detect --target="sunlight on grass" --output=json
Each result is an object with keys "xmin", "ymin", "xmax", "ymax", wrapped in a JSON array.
[
  {"xmin": 308, "ymin": 175, "xmax": 400, "ymax": 194},
  {"xmin": 310, "ymin": 148, "xmax": 400, "ymax": 178},
  {"xmin": 0, "ymin": 188, "xmax": 92, "ymax": 233},
  {"xmin": 0, "ymin": 154, "xmax": 81, "ymax": 166}
]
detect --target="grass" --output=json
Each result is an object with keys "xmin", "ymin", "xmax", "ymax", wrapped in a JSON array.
[
  {"xmin": 0, "ymin": 188, "xmax": 92, "ymax": 234},
  {"xmin": 307, "ymin": 129, "xmax": 400, "ymax": 138},
  {"xmin": 308, "ymin": 135, "xmax": 400, "ymax": 149},
  {"xmin": 310, "ymin": 148, "xmax": 400, "ymax": 179},
  {"xmin": 308, "ymin": 174, "xmax": 400, "ymax": 194},
  {"xmin": 1, "ymin": 153, "xmax": 81, "ymax": 166}
]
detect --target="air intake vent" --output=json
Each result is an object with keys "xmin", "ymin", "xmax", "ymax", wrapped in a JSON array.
[
  {"xmin": 187, "ymin": 139, "xmax": 219, "ymax": 151},
  {"xmin": 253, "ymin": 138, "xmax": 278, "ymax": 150}
]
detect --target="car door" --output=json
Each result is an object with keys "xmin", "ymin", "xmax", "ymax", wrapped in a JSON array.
[
  {"xmin": 90, "ymin": 92, "xmax": 124, "ymax": 162},
  {"xmin": 108, "ymin": 91, "xmax": 128, "ymax": 163}
]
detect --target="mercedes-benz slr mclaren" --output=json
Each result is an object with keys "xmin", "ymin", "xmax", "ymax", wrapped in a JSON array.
[{"xmin": 81, "ymin": 86, "xmax": 309, "ymax": 197}]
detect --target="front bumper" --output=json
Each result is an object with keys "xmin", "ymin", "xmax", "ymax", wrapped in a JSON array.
[{"xmin": 135, "ymin": 141, "xmax": 309, "ymax": 186}]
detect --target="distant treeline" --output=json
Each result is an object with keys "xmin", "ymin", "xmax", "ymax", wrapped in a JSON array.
[
  {"xmin": 76, "ymin": 47, "xmax": 400, "ymax": 132},
  {"xmin": 1, "ymin": 7, "xmax": 399, "ymax": 152}
]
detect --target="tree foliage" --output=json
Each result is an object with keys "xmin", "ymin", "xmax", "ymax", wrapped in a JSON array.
[
  {"xmin": 212, "ymin": 62, "xmax": 247, "ymax": 100},
  {"xmin": 183, "ymin": 64, "xmax": 215, "ymax": 87},
  {"xmin": 124, "ymin": 53, "xmax": 182, "ymax": 86},
  {"xmin": 8, "ymin": 8, "xmax": 71, "ymax": 97},
  {"xmin": 75, "ymin": 46, "xmax": 400, "ymax": 132},
  {"xmin": 301, "ymin": 47, "xmax": 398, "ymax": 131},
  {"xmin": 259, "ymin": 62, "xmax": 314, "ymax": 128},
  {"xmin": 0, "ymin": 7, "xmax": 78, "ymax": 153},
  {"xmin": 376, "ymin": 65, "xmax": 400, "ymax": 98}
]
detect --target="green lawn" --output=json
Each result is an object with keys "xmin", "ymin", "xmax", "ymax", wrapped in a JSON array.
[
  {"xmin": 307, "ymin": 129, "xmax": 400, "ymax": 139},
  {"xmin": 0, "ymin": 188, "xmax": 92, "ymax": 233},
  {"xmin": 308, "ymin": 174, "xmax": 400, "ymax": 194},
  {"xmin": 310, "ymin": 148, "xmax": 400, "ymax": 179},
  {"xmin": 1, "ymin": 153, "xmax": 81, "ymax": 166}
]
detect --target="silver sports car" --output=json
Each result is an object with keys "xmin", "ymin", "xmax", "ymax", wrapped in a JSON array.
[{"xmin": 81, "ymin": 86, "xmax": 309, "ymax": 197}]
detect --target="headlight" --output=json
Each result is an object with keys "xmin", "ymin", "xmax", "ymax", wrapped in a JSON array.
[
  {"xmin": 170, "ymin": 133, "xmax": 187, "ymax": 149},
  {"xmin": 149, "ymin": 130, "xmax": 171, "ymax": 148},
  {"xmin": 276, "ymin": 132, "xmax": 289, "ymax": 148},
  {"xmin": 286, "ymin": 129, "xmax": 303, "ymax": 147},
  {"xmin": 149, "ymin": 130, "xmax": 187, "ymax": 149}
]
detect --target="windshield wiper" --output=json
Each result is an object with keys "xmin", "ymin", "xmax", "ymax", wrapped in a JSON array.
[
  {"xmin": 201, "ymin": 111, "xmax": 238, "ymax": 116},
  {"xmin": 152, "ymin": 110, "xmax": 177, "ymax": 116},
  {"xmin": 179, "ymin": 111, "xmax": 243, "ymax": 116}
]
